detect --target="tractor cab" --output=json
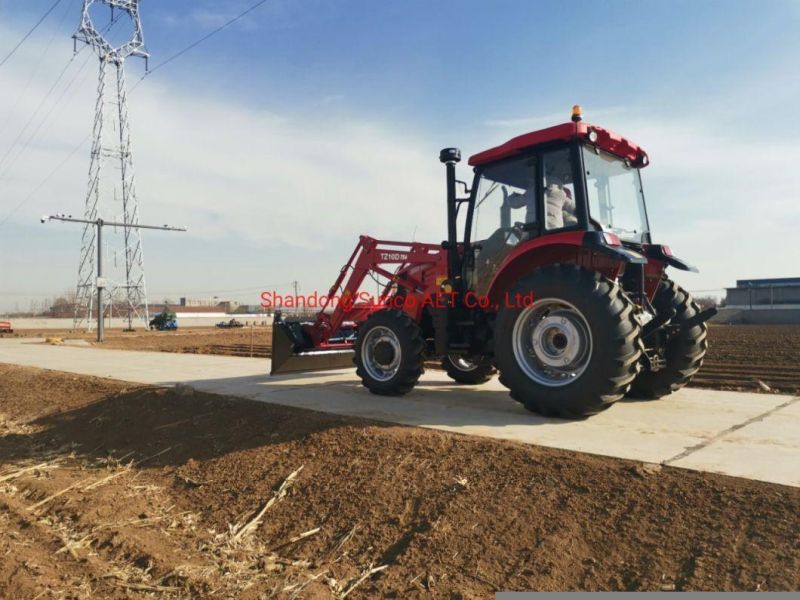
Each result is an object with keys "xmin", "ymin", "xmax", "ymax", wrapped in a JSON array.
[{"xmin": 458, "ymin": 106, "xmax": 652, "ymax": 295}]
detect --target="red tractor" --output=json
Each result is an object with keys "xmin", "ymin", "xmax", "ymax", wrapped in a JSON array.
[{"xmin": 272, "ymin": 106, "xmax": 715, "ymax": 418}]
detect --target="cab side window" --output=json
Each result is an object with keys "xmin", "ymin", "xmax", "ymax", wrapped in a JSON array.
[
  {"xmin": 470, "ymin": 156, "xmax": 537, "ymax": 295},
  {"xmin": 542, "ymin": 148, "xmax": 577, "ymax": 231},
  {"xmin": 472, "ymin": 156, "xmax": 538, "ymax": 243}
]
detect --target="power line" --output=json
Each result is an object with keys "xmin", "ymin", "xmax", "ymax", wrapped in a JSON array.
[
  {"xmin": 0, "ymin": 44, "xmax": 94, "ymax": 181},
  {"xmin": 0, "ymin": 133, "xmax": 91, "ymax": 228},
  {"xmin": 0, "ymin": 0, "xmax": 76, "ymax": 136},
  {"xmin": 130, "ymin": 0, "xmax": 269, "ymax": 91},
  {"xmin": 0, "ymin": 12, "xmax": 122, "ymax": 227},
  {"xmin": 0, "ymin": 10, "xmax": 121, "ymax": 179},
  {"xmin": 0, "ymin": 0, "xmax": 65, "ymax": 69},
  {"xmin": 0, "ymin": 49, "xmax": 81, "ymax": 174}
]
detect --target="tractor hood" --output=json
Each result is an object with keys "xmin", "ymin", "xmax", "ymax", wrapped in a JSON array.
[{"xmin": 468, "ymin": 121, "xmax": 649, "ymax": 168}]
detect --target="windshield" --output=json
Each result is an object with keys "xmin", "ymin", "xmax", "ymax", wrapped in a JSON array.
[{"xmin": 583, "ymin": 147, "xmax": 649, "ymax": 244}]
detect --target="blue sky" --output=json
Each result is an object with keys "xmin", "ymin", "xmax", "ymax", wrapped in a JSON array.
[{"xmin": 1, "ymin": 0, "xmax": 799, "ymax": 312}]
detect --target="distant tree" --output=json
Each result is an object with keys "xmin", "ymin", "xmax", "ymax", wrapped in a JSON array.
[{"xmin": 693, "ymin": 296, "xmax": 719, "ymax": 310}]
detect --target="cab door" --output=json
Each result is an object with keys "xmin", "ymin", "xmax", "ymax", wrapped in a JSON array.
[{"xmin": 466, "ymin": 154, "xmax": 538, "ymax": 296}]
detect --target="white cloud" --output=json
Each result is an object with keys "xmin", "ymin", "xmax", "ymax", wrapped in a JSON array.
[
  {"xmin": 483, "ymin": 106, "xmax": 626, "ymax": 130},
  {"xmin": 608, "ymin": 115, "xmax": 800, "ymax": 291},
  {"xmin": 0, "ymin": 21, "xmax": 445, "ymax": 309},
  {"xmin": 2, "ymin": 18, "xmax": 799, "ymax": 312},
  {"xmin": 129, "ymin": 84, "xmax": 444, "ymax": 249}
]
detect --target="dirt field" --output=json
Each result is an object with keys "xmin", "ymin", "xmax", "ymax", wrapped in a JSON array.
[
  {"xmin": 6, "ymin": 323, "xmax": 799, "ymax": 393},
  {"xmin": 692, "ymin": 324, "xmax": 800, "ymax": 393},
  {"xmin": 5, "ymin": 326, "xmax": 272, "ymax": 356},
  {"xmin": 1, "ymin": 364, "xmax": 799, "ymax": 597}
]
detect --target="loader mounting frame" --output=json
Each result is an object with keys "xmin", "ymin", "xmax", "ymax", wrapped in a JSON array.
[{"xmin": 270, "ymin": 235, "xmax": 447, "ymax": 375}]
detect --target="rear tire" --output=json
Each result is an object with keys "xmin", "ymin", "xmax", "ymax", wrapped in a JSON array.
[
  {"xmin": 442, "ymin": 355, "xmax": 495, "ymax": 385},
  {"xmin": 495, "ymin": 264, "xmax": 642, "ymax": 419},
  {"xmin": 629, "ymin": 279, "xmax": 708, "ymax": 399},
  {"xmin": 355, "ymin": 309, "xmax": 424, "ymax": 396}
]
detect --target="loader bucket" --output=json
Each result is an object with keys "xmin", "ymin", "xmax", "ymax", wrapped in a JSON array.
[{"xmin": 270, "ymin": 317, "xmax": 354, "ymax": 375}]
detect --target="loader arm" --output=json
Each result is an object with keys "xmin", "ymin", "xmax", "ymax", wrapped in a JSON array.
[{"xmin": 270, "ymin": 235, "xmax": 446, "ymax": 375}]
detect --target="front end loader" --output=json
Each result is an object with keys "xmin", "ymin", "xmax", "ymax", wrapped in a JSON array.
[{"xmin": 271, "ymin": 106, "xmax": 716, "ymax": 418}]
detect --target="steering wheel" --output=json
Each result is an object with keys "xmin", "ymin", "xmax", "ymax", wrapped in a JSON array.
[
  {"xmin": 477, "ymin": 226, "xmax": 523, "ymax": 262},
  {"xmin": 495, "ymin": 225, "xmax": 524, "ymax": 246}
]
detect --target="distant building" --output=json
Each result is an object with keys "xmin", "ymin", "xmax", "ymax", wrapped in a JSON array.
[
  {"xmin": 180, "ymin": 296, "xmax": 227, "ymax": 307},
  {"xmin": 725, "ymin": 277, "xmax": 800, "ymax": 308},
  {"xmin": 216, "ymin": 300, "xmax": 240, "ymax": 313},
  {"xmin": 170, "ymin": 305, "xmax": 227, "ymax": 314},
  {"xmin": 717, "ymin": 277, "xmax": 800, "ymax": 324},
  {"xmin": 233, "ymin": 304, "xmax": 271, "ymax": 315},
  {"xmin": 177, "ymin": 296, "xmax": 239, "ymax": 314}
]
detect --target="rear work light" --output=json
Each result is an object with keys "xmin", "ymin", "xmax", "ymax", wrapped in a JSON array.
[{"xmin": 603, "ymin": 232, "xmax": 622, "ymax": 246}]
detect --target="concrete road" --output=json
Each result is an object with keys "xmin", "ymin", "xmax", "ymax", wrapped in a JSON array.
[{"xmin": 1, "ymin": 338, "xmax": 798, "ymax": 488}]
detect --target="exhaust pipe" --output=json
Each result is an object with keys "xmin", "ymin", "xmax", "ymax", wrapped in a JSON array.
[
  {"xmin": 270, "ymin": 313, "xmax": 354, "ymax": 375},
  {"xmin": 440, "ymin": 147, "xmax": 462, "ymax": 287}
]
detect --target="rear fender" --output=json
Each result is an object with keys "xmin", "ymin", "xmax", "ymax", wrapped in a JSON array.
[
  {"xmin": 644, "ymin": 244, "xmax": 699, "ymax": 273},
  {"xmin": 485, "ymin": 231, "xmax": 642, "ymax": 307}
]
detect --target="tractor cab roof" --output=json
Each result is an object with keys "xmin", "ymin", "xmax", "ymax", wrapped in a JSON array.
[{"xmin": 468, "ymin": 121, "xmax": 649, "ymax": 168}]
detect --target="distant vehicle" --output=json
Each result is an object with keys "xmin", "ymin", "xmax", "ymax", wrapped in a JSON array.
[
  {"xmin": 216, "ymin": 318, "xmax": 244, "ymax": 329},
  {"xmin": 149, "ymin": 310, "xmax": 178, "ymax": 331},
  {"xmin": 0, "ymin": 321, "xmax": 13, "ymax": 334}
]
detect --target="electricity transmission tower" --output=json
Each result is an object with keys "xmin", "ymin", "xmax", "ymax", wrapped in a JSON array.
[{"xmin": 72, "ymin": 0, "xmax": 150, "ymax": 330}]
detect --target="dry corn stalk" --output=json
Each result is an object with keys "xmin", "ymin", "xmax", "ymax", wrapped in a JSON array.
[{"xmin": 230, "ymin": 465, "xmax": 304, "ymax": 543}]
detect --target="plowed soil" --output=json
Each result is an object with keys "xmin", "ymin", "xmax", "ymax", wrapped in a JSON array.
[
  {"xmin": 1, "ymin": 364, "xmax": 799, "ymax": 597},
  {"xmin": 6, "ymin": 326, "xmax": 272, "ymax": 356},
  {"xmin": 692, "ymin": 325, "xmax": 800, "ymax": 393}
]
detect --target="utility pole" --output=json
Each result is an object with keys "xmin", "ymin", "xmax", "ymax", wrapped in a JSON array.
[{"xmin": 43, "ymin": 215, "xmax": 185, "ymax": 342}]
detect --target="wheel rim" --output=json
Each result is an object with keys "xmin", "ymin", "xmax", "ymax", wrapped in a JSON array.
[
  {"xmin": 361, "ymin": 326, "xmax": 402, "ymax": 382},
  {"xmin": 448, "ymin": 355, "xmax": 479, "ymax": 372},
  {"xmin": 511, "ymin": 298, "xmax": 593, "ymax": 387}
]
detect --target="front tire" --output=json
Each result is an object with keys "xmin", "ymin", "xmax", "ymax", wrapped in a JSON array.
[
  {"xmin": 629, "ymin": 279, "xmax": 708, "ymax": 399},
  {"xmin": 495, "ymin": 265, "xmax": 642, "ymax": 419},
  {"xmin": 354, "ymin": 309, "xmax": 424, "ymax": 396},
  {"xmin": 442, "ymin": 354, "xmax": 495, "ymax": 384}
]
